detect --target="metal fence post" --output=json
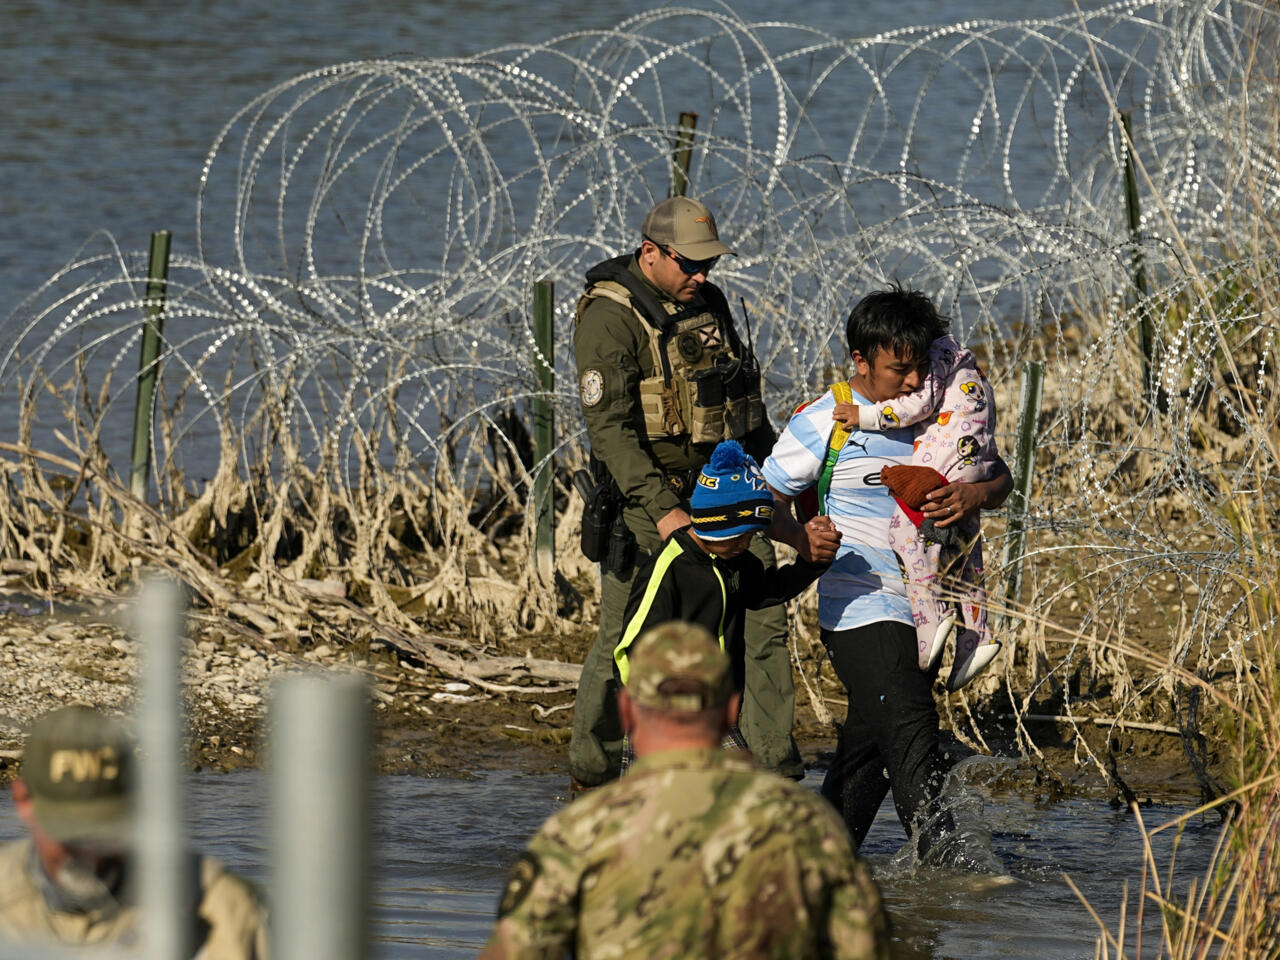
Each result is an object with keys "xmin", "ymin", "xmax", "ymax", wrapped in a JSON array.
[
  {"xmin": 136, "ymin": 576, "xmax": 192, "ymax": 960},
  {"xmin": 532, "ymin": 279, "xmax": 555, "ymax": 581},
  {"xmin": 670, "ymin": 111, "xmax": 698, "ymax": 198},
  {"xmin": 272, "ymin": 672, "xmax": 371, "ymax": 960},
  {"xmin": 1121, "ymin": 111, "xmax": 1155, "ymax": 401},
  {"xmin": 1001, "ymin": 361, "xmax": 1044, "ymax": 619},
  {"xmin": 130, "ymin": 231, "xmax": 172, "ymax": 502}
]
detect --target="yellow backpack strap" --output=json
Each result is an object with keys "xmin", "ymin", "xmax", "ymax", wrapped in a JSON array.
[{"xmin": 815, "ymin": 381, "xmax": 855, "ymax": 515}]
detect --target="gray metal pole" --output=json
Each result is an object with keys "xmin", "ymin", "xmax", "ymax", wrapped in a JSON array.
[
  {"xmin": 271, "ymin": 672, "xmax": 371, "ymax": 960},
  {"xmin": 1001, "ymin": 360, "xmax": 1044, "ymax": 618},
  {"xmin": 532, "ymin": 279, "xmax": 555, "ymax": 581},
  {"xmin": 130, "ymin": 231, "xmax": 171, "ymax": 502},
  {"xmin": 135, "ymin": 575, "xmax": 192, "ymax": 960},
  {"xmin": 670, "ymin": 111, "xmax": 698, "ymax": 198}
]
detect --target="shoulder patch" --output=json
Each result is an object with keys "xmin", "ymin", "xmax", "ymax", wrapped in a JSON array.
[
  {"xmin": 580, "ymin": 369, "xmax": 605, "ymax": 407},
  {"xmin": 497, "ymin": 852, "xmax": 540, "ymax": 918}
]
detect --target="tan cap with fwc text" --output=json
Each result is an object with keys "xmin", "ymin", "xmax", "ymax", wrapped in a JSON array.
[
  {"xmin": 627, "ymin": 621, "xmax": 732, "ymax": 712},
  {"xmin": 22, "ymin": 705, "xmax": 135, "ymax": 846},
  {"xmin": 641, "ymin": 197, "xmax": 736, "ymax": 260}
]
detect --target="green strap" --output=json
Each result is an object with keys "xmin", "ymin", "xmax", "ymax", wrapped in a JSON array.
[{"xmin": 613, "ymin": 538, "xmax": 728, "ymax": 684}]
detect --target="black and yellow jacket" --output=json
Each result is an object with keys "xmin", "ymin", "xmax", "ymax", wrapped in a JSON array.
[{"xmin": 614, "ymin": 528, "xmax": 826, "ymax": 689}]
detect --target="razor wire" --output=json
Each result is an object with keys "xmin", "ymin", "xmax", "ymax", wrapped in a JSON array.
[{"xmin": 1, "ymin": 0, "xmax": 1277, "ymax": 694}]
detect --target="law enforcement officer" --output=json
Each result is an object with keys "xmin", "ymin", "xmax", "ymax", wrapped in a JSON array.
[
  {"xmin": 569, "ymin": 195, "xmax": 840, "ymax": 788},
  {"xmin": 0, "ymin": 705, "xmax": 270, "ymax": 958},
  {"xmin": 481, "ymin": 622, "xmax": 890, "ymax": 960}
]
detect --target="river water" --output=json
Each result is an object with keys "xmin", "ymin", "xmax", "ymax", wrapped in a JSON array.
[
  {"xmin": 1, "ymin": 0, "xmax": 1140, "ymax": 481},
  {"xmin": 0, "ymin": 762, "xmax": 1221, "ymax": 958}
]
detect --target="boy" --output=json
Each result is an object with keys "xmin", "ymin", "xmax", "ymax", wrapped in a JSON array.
[
  {"xmin": 832, "ymin": 328, "xmax": 1001, "ymax": 690},
  {"xmin": 613, "ymin": 440, "xmax": 831, "ymax": 766}
]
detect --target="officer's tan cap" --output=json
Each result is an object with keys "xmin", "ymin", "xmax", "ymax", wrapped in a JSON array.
[
  {"xmin": 641, "ymin": 197, "xmax": 736, "ymax": 260},
  {"xmin": 22, "ymin": 705, "xmax": 134, "ymax": 847},
  {"xmin": 627, "ymin": 621, "xmax": 733, "ymax": 712}
]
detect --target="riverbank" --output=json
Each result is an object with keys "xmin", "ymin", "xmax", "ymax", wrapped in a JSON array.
[{"xmin": 0, "ymin": 594, "xmax": 1205, "ymax": 806}]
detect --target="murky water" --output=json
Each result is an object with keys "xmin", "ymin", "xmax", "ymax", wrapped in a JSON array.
[{"xmin": 0, "ymin": 762, "xmax": 1220, "ymax": 958}]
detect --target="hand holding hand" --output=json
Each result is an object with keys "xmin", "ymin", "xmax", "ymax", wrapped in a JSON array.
[{"xmin": 800, "ymin": 515, "xmax": 841, "ymax": 563}]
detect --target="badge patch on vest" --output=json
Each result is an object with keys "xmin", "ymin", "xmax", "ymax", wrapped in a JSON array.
[
  {"xmin": 697, "ymin": 326, "xmax": 723, "ymax": 347},
  {"xmin": 677, "ymin": 332, "xmax": 703, "ymax": 362},
  {"xmin": 580, "ymin": 369, "xmax": 605, "ymax": 407},
  {"xmin": 498, "ymin": 852, "xmax": 540, "ymax": 917}
]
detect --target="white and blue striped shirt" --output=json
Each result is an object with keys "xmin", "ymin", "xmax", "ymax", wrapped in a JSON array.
[{"xmin": 761, "ymin": 386, "xmax": 914, "ymax": 632}]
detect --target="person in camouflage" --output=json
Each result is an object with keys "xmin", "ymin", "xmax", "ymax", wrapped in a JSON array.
[
  {"xmin": 569, "ymin": 196, "xmax": 840, "ymax": 787},
  {"xmin": 481, "ymin": 622, "xmax": 890, "ymax": 960}
]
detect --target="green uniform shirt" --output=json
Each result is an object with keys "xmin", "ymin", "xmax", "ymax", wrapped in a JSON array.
[
  {"xmin": 573, "ymin": 257, "xmax": 775, "ymax": 527},
  {"xmin": 483, "ymin": 748, "xmax": 891, "ymax": 960}
]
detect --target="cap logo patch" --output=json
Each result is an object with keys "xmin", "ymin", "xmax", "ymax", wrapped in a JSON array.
[
  {"xmin": 50, "ymin": 747, "xmax": 120, "ymax": 783},
  {"xmin": 694, "ymin": 216, "xmax": 711, "ymax": 224},
  {"xmin": 697, "ymin": 474, "xmax": 720, "ymax": 489}
]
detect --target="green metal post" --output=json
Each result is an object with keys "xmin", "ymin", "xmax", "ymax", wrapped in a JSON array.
[
  {"xmin": 130, "ymin": 231, "xmax": 171, "ymax": 502},
  {"xmin": 1121, "ymin": 111, "xmax": 1155, "ymax": 400},
  {"xmin": 670, "ymin": 111, "xmax": 698, "ymax": 198},
  {"xmin": 533, "ymin": 280, "xmax": 555, "ymax": 580},
  {"xmin": 1001, "ymin": 361, "xmax": 1044, "ymax": 618}
]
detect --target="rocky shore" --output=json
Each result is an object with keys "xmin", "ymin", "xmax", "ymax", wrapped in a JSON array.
[
  {"xmin": 0, "ymin": 593, "xmax": 1205, "ymax": 805},
  {"xmin": 0, "ymin": 599, "xmax": 574, "ymax": 782}
]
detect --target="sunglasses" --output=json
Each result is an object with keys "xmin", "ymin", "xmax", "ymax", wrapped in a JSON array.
[{"xmin": 645, "ymin": 236, "xmax": 719, "ymax": 276}]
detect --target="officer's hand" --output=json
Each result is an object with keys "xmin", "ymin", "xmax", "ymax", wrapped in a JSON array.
[
  {"xmin": 800, "ymin": 515, "xmax": 841, "ymax": 564},
  {"xmin": 657, "ymin": 507, "xmax": 693, "ymax": 541}
]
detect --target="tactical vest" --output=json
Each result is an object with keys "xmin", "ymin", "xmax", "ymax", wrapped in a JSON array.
[{"xmin": 576, "ymin": 263, "xmax": 764, "ymax": 445}]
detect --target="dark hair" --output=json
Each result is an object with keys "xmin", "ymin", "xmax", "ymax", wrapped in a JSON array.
[{"xmin": 844, "ymin": 283, "xmax": 949, "ymax": 363}]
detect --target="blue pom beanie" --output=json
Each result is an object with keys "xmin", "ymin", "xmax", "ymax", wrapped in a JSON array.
[{"xmin": 690, "ymin": 440, "xmax": 775, "ymax": 540}]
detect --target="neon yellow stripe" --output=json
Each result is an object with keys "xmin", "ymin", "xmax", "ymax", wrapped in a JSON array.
[
  {"xmin": 711, "ymin": 562, "xmax": 727, "ymax": 651},
  {"xmin": 614, "ymin": 538, "xmax": 685, "ymax": 684}
]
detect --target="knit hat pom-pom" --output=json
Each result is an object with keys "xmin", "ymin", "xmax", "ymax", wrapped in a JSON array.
[{"xmin": 709, "ymin": 439, "xmax": 747, "ymax": 472}]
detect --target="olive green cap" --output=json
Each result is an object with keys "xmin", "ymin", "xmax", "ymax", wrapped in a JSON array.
[
  {"xmin": 22, "ymin": 705, "xmax": 134, "ymax": 847},
  {"xmin": 627, "ymin": 621, "xmax": 732, "ymax": 712},
  {"xmin": 641, "ymin": 197, "xmax": 735, "ymax": 260}
]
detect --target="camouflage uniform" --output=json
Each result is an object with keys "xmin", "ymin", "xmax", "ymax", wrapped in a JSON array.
[
  {"xmin": 484, "ymin": 623, "xmax": 890, "ymax": 960},
  {"xmin": 570, "ymin": 210, "xmax": 802, "ymax": 784}
]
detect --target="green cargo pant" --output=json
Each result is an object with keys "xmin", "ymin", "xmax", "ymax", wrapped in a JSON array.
[{"xmin": 568, "ymin": 509, "xmax": 804, "ymax": 786}]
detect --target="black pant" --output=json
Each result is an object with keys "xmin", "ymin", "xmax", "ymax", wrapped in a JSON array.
[{"xmin": 820, "ymin": 620, "xmax": 955, "ymax": 859}]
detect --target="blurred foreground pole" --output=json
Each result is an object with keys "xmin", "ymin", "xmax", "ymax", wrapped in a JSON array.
[
  {"xmin": 670, "ymin": 111, "xmax": 698, "ymax": 197},
  {"xmin": 272, "ymin": 673, "xmax": 371, "ymax": 960},
  {"xmin": 130, "ymin": 230, "xmax": 171, "ymax": 503},
  {"xmin": 533, "ymin": 279, "xmax": 555, "ymax": 581},
  {"xmin": 1001, "ymin": 361, "xmax": 1043, "ymax": 620},
  {"xmin": 1120, "ymin": 111, "xmax": 1155, "ymax": 401},
  {"xmin": 136, "ymin": 576, "xmax": 193, "ymax": 960}
]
